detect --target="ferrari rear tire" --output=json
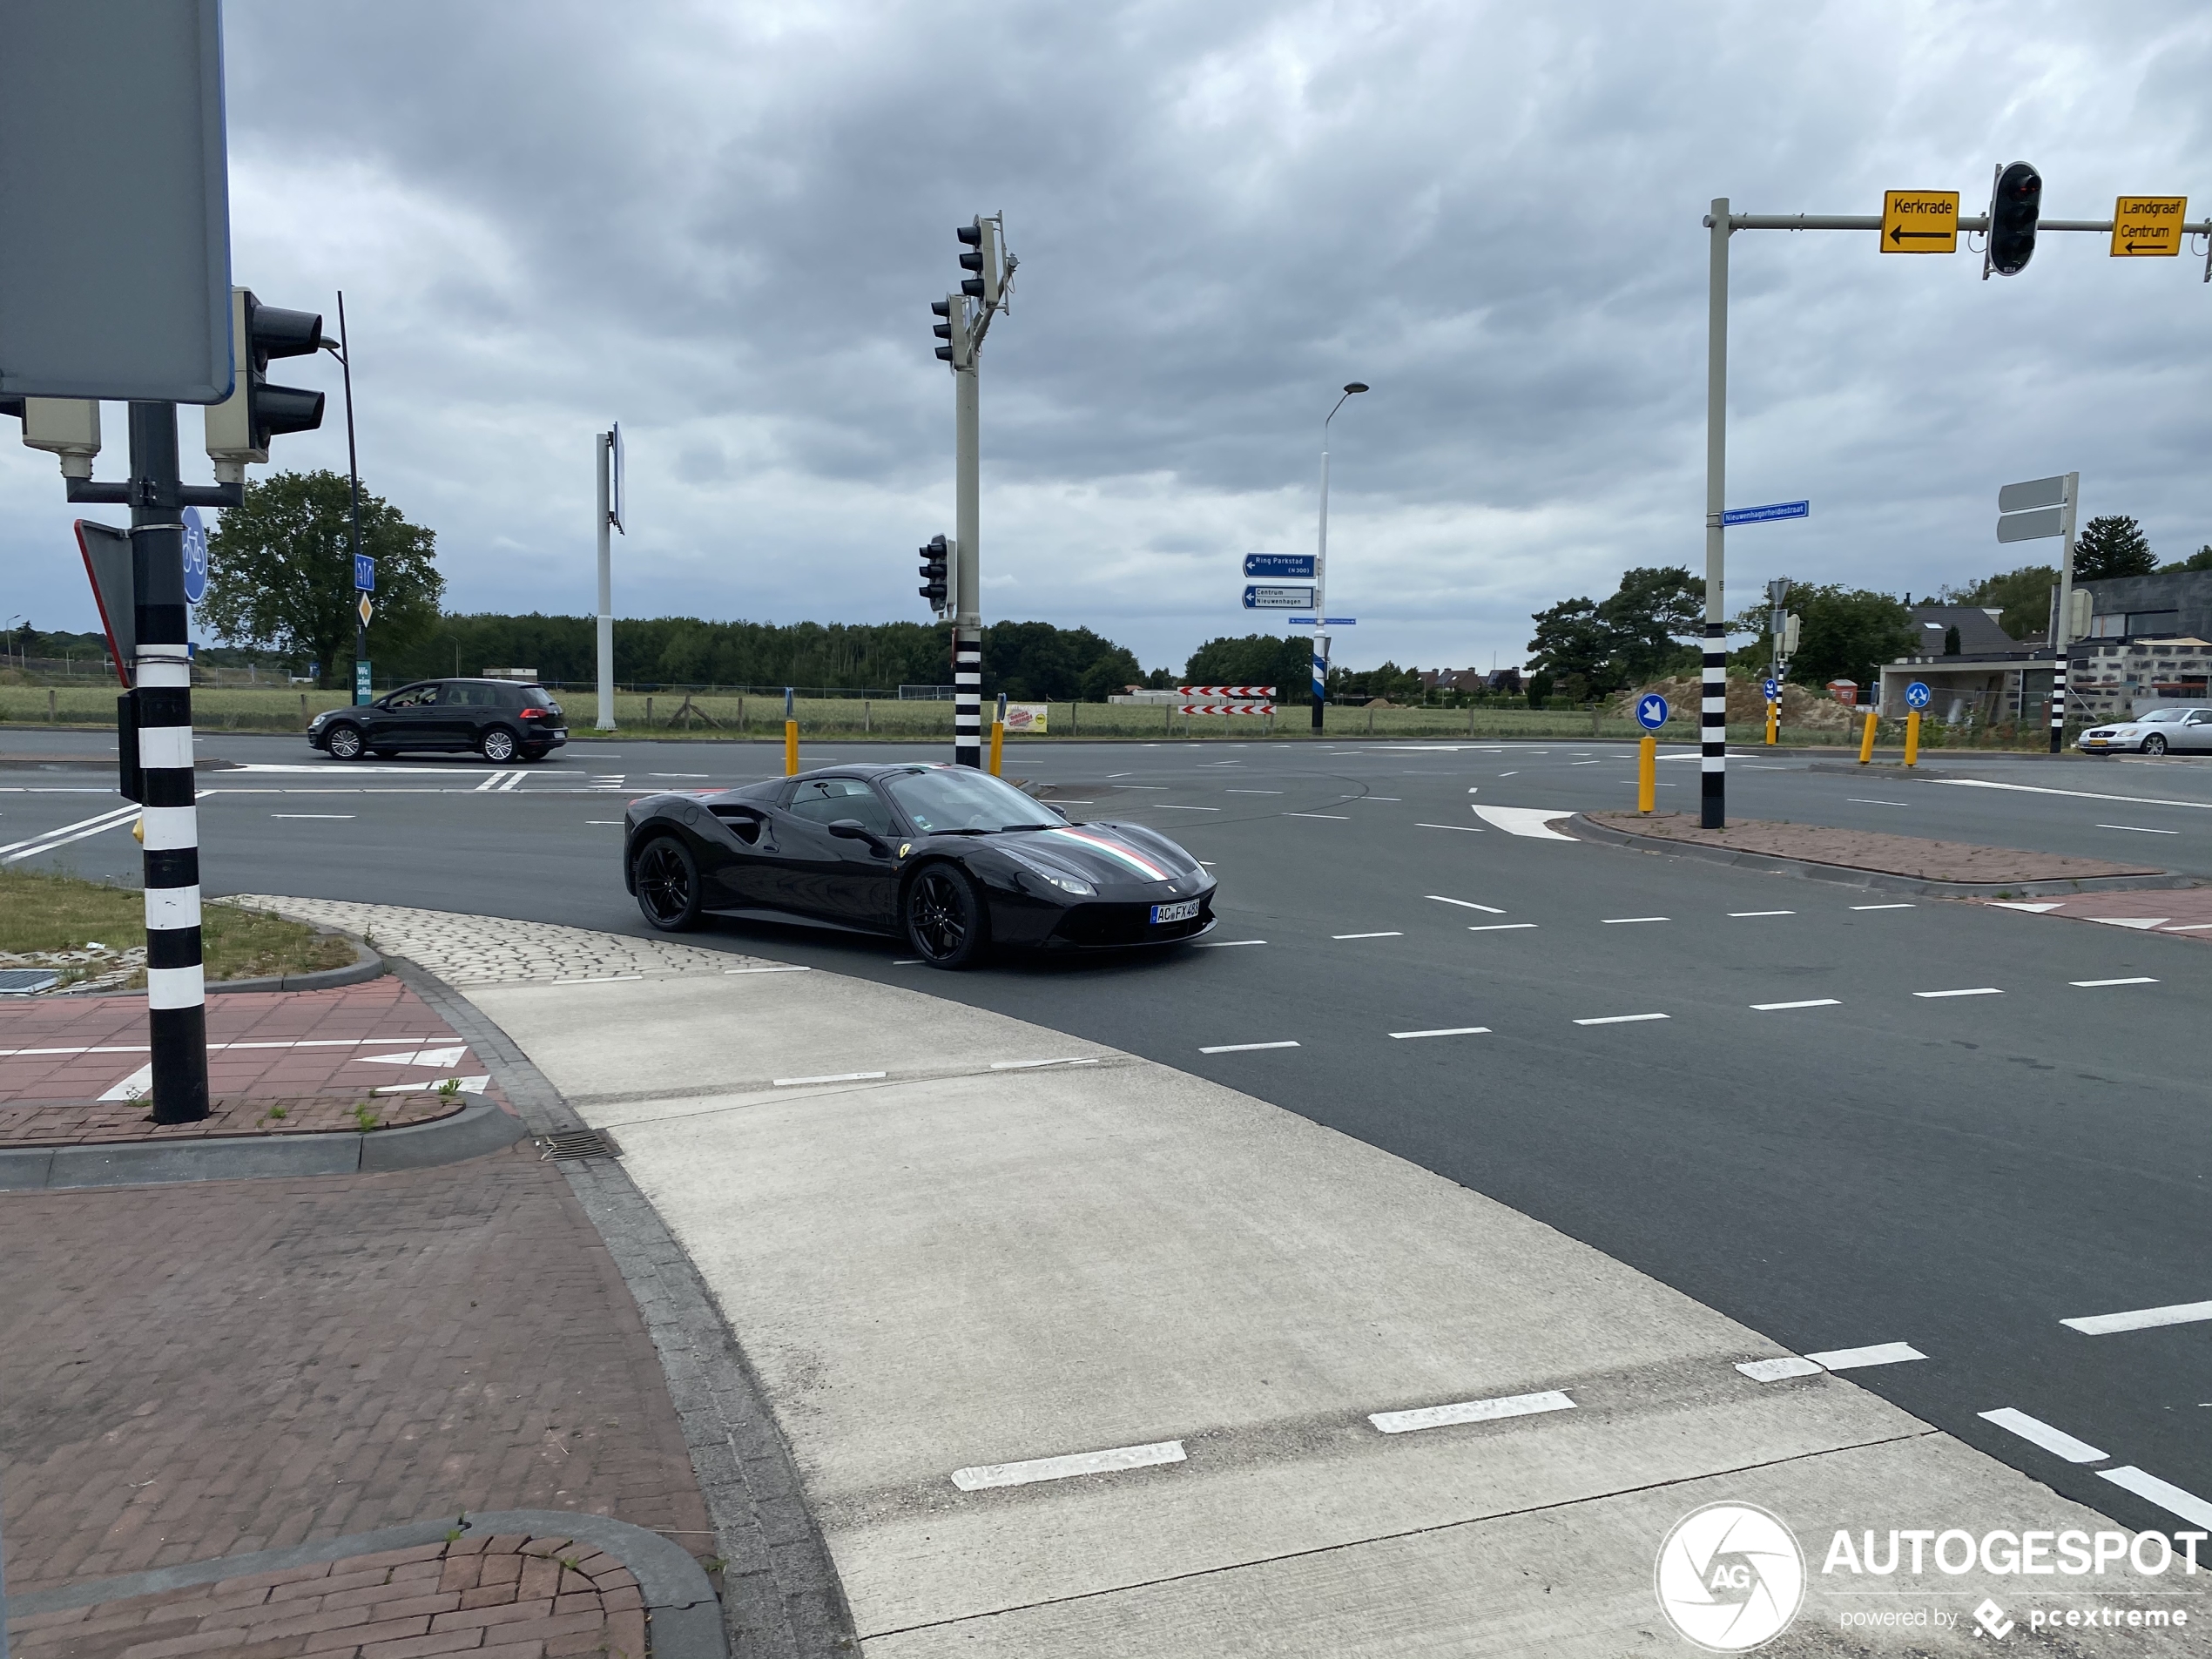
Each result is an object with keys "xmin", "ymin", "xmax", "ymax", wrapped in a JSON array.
[
  {"xmin": 634, "ymin": 835, "xmax": 703, "ymax": 932},
  {"xmin": 905, "ymin": 863, "xmax": 988, "ymax": 968}
]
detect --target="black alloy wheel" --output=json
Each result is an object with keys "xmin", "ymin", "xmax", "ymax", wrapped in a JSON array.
[
  {"xmin": 906, "ymin": 864, "xmax": 988, "ymax": 968},
  {"xmin": 325, "ymin": 723, "xmax": 365, "ymax": 760},
  {"xmin": 2144, "ymin": 734, "xmax": 2168, "ymax": 756},
  {"xmin": 481, "ymin": 726, "xmax": 519, "ymax": 763},
  {"xmin": 635, "ymin": 836, "xmax": 703, "ymax": 931}
]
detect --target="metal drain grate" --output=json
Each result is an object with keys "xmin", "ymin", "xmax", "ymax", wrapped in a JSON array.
[
  {"xmin": 541, "ymin": 1128, "xmax": 621, "ymax": 1161},
  {"xmin": 0, "ymin": 969, "xmax": 62, "ymax": 996}
]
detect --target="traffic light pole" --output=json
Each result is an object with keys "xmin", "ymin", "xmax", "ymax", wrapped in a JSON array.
[
  {"xmin": 335, "ymin": 294, "xmax": 369, "ymax": 705},
  {"xmin": 129, "ymin": 401, "xmax": 210, "ymax": 1124},
  {"xmin": 2050, "ymin": 472, "xmax": 2080, "ymax": 753},
  {"xmin": 596, "ymin": 429, "xmax": 616, "ymax": 731},
  {"xmin": 1313, "ymin": 444, "xmax": 1330, "ymax": 732},
  {"xmin": 953, "ymin": 314, "xmax": 982, "ymax": 768}
]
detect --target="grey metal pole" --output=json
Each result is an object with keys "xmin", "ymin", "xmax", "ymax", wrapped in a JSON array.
[
  {"xmin": 129, "ymin": 401, "xmax": 209, "ymax": 1123},
  {"xmin": 1702, "ymin": 198, "xmax": 1731, "ymax": 828},
  {"xmin": 954, "ymin": 326, "xmax": 982, "ymax": 767},
  {"xmin": 336, "ymin": 293, "xmax": 368, "ymax": 705},
  {"xmin": 1313, "ymin": 445, "xmax": 1330, "ymax": 732},
  {"xmin": 595, "ymin": 430, "xmax": 615, "ymax": 730},
  {"xmin": 2050, "ymin": 469, "xmax": 2080, "ymax": 752}
]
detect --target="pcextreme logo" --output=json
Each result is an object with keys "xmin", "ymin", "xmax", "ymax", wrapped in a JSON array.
[{"xmin": 1655, "ymin": 1502, "xmax": 1807, "ymax": 1651}]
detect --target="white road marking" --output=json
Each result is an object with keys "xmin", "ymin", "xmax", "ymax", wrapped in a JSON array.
[
  {"xmin": 2086, "ymin": 916, "xmax": 2168, "ymax": 930},
  {"xmin": 1575, "ymin": 1013, "xmax": 1668, "ymax": 1026},
  {"xmin": 1937, "ymin": 777, "xmax": 2212, "ymax": 812},
  {"xmin": 1805, "ymin": 1341, "xmax": 1925, "ymax": 1371},
  {"xmin": 587, "ymin": 819, "xmax": 624, "ymax": 825},
  {"xmin": 1416, "ymin": 823, "xmax": 1485, "ymax": 832},
  {"xmin": 2097, "ymin": 823, "xmax": 2178, "ymax": 834},
  {"xmin": 1199, "ymin": 1041, "xmax": 1299, "ymax": 1054},
  {"xmin": 270, "ymin": 813, "xmax": 356, "ymax": 819},
  {"xmin": 1737, "ymin": 1357, "xmax": 1824, "ymax": 1382},
  {"xmin": 2162, "ymin": 921, "xmax": 2212, "ymax": 932},
  {"xmin": 474, "ymin": 772, "xmax": 513, "ymax": 792},
  {"xmin": 1428, "ymin": 895, "xmax": 1506, "ymax": 914},
  {"xmin": 952, "ymin": 1440, "xmax": 1184, "ymax": 1491},
  {"xmin": 1497, "ymin": 771, "xmax": 1518, "ymax": 777},
  {"xmin": 1570, "ymin": 759, "xmax": 1600, "ymax": 765},
  {"xmin": 1979, "ymin": 1407, "xmax": 2107, "ymax": 1464},
  {"xmin": 1194, "ymin": 939, "xmax": 1267, "ymax": 948},
  {"xmin": 1914, "ymin": 987, "xmax": 2002, "ymax": 998},
  {"xmin": 373, "ymin": 1074, "xmax": 489, "ymax": 1096},
  {"xmin": 0, "ymin": 803, "xmax": 141, "ymax": 863},
  {"xmin": 1284, "ymin": 812, "xmax": 1349, "ymax": 819},
  {"xmin": 1224, "ymin": 789, "xmax": 1283, "ymax": 794},
  {"xmin": 1851, "ymin": 902, "xmax": 1915, "ymax": 910},
  {"xmin": 98, "ymin": 1063, "xmax": 153, "ymax": 1102},
  {"xmin": 1334, "ymin": 932, "xmax": 1404, "ymax": 940},
  {"xmin": 1370, "ymin": 1390, "xmax": 1574, "ymax": 1435},
  {"xmin": 1157, "ymin": 804, "xmax": 1220, "ymax": 811},
  {"xmin": 354, "ymin": 1046, "xmax": 469, "ymax": 1068},
  {"xmin": 2071, "ymin": 976, "xmax": 2159, "ymax": 988},
  {"xmin": 2061, "ymin": 1299, "xmax": 2212, "ymax": 1336},
  {"xmin": 1472, "ymin": 806, "xmax": 1576, "ymax": 839},
  {"xmin": 1990, "ymin": 901, "xmax": 2064, "ymax": 912},
  {"xmin": 551, "ymin": 973, "xmax": 645, "ymax": 985},
  {"xmin": 725, "ymin": 964, "xmax": 812, "ymax": 974},
  {"xmin": 772, "ymin": 1070, "xmax": 888, "ymax": 1086},
  {"xmin": 1468, "ymin": 922, "xmax": 1539, "ymax": 932},
  {"xmin": 2098, "ymin": 1467, "xmax": 2212, "ymax": 1529},
  {"xmin": 1751, "ymin": 999, "xmax": 1841, "ymax": 1011},
  {"xmin": 1360, "ymin": 796, "xmax": 1401, "ymax": 801},
  {"xmin": 1390, "ymin": 1026, "xmax": 1492, "ymax": 1040},
  {"xmin": 1729, "ymin": 910, "xmax": 1795, "ymax": 918},
  {"xmin": 1848, "ymin": 799, "xmax": 1910, "ymax": 806},
  {"xmin": 892, "ymin": 959, "xmax": 925, "ymax": 966},
  {"xmin": 988, "ymin": 1057, "xmax": 1100, "ymax": 1070},
  {"xmin": 1601, "ymin": 916, "xmax": 1668, "ymax": 925}
]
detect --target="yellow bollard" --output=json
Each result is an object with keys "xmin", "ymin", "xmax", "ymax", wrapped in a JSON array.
[
  {"xmin": 784, "ymin": 719, "xmax": 799, "ymax": 776},
  {"xmin": 988, "ymin": 720, "xmax": 1006, "ymax": 776},
  {"xmin": 1904, "ymin": 709, "xmax": 1920, "ymax": 767},
  {"xmin": 1637, "ymin": 734, "xmax": 1656, "ymax": 813},
  {"xmin": 1764, "ymin": 699, "xmax": 1778, "ymax": 745},
  {"xmin": 1858, "ymin": 708, "xmax": 1878, "ymax": 765}
]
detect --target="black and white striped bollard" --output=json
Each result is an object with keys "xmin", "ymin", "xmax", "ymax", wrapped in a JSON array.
[
  {"xmin": 954, "ymin": 626, "xmax": 981, "ymax": 767},
  {"xmin": 1700, "ymin": 621, "xmax": 1728, "ymax": 827}
]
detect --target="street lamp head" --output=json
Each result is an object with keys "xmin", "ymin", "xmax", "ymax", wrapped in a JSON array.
[{"xmin": 1343, "ymin": 381, "xmax": 1369, "ymax": 395}]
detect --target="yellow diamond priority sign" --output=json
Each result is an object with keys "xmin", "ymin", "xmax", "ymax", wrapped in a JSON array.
[
  {"xmin": 1882, "ymin": 190, "xmax": 1959, "ymax": 253},
  {"xmin": 2112, "ymin": 196, "xmax": 2187, "ymax": 257},
  {"xmin": 357, "ymin": 593, "xmax": 374, "ymax": 626}
]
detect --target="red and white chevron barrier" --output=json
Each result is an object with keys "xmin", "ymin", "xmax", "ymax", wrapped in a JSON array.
[
  {"xmin": 1178, "ymin": 685, "xmax": 1275, "ymax": 699},
  {"xmin": 1179, "ymin": 703, "xmax": 1276, "ymax": 716}
]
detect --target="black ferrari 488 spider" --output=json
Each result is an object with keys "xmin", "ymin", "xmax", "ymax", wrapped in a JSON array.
[{"xmin": 623, "ymin": 763, "xmax": 1217, "ymax": 967}]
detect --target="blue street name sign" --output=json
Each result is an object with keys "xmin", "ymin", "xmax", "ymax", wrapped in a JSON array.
[
  {"xmin": 1905, "ymin": 680, "xmax": 1932, "ymax": 710},
  {"xmin": 354, "ymin": 554, "xmax": 376, "ymax": 592},
  {"xmin": 1244, "ymin": 553, "xmax": 1316, "ymax": 579},
  {"xmin": 1288, "ymin": 617, "xmax": 1357, "ymax": 627},
  {"xmin": 1721, "ymin": 500, "xmax": 1810, "ymax": 526},
  {"xmin": 1762, "ymin": 677, "xmax": 1780, "ymax": 701},
  {"xmin": 1635, "ymin": 693, "xmax": 1670, "ymax": 732},
  {"xmin": 180, "ymin": 506, "xmax": 209, "ymax": 604},
  {"xmin": 1244, "ymin": 584, "xmax": 1314, "ymax": 610}
]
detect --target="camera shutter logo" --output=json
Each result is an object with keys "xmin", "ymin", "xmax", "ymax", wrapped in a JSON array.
[{"xmin": 1654, "ymin": 1502, "xmax": 1804, "ymax": 1651}]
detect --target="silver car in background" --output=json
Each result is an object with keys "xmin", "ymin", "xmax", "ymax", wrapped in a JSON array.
[{"xmin": 2078, "ymin": 705, "xmax": 2212, "ymax": 756}]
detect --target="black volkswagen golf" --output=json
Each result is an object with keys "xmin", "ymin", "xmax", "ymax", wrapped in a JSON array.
[
  {"xmin": 308, "ymin": 679, "xmax": 568, "ymax": 762},
  {"xmin": 624, "ymin": 763, "xmax": 1217, "ymax": 967}
]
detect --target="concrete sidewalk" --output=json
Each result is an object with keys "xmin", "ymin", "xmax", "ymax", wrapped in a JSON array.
[{"xmin": 437, "ymin": 931, "xmax": 2203, "ymax": 1655}]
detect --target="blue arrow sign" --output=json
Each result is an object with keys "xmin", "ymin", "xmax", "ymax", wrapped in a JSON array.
[
  {"xmin": 1635, "ymin": 693, "xmax": 1670, "ymax": 732},
  {"xmin": 1762, "ymin": 677, "xmax": 1780, "ymax": 701},
  {"xmin": 1905, "ymin": 680, "xmax": 1932, "ymax": 710},
  {"xmin": 1244, "ymin": 584, "xmax": 1314, "ymax": 610},
  {"xmin": 180, "ymin": 507, "xmax": 208, "ymax": 605},
  {"xmin": 354, "ymin": 554, "xmax": 376, "ymax": 592},
  {"xmin": 1721, "ymin": 500, "xmax": 1810, "ymax": 526},
  {"xmin": 1244, "ymin": 553, "xmax": 1316, "ymax": 579}
]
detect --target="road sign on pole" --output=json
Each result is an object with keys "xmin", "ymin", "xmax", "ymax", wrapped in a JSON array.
[
  {"xmin": 354, "ymin": 553, "xmax": 375, "ymax": 591},
  {"xmin": 1721, "ymin": 500, "xmax": 1809, "ymax": 526},
  {"xmin": 1881, "ymin": 190, "xmax": 1959, "ymax": 253},
  {"xmin": 1905, "ymin": 680, "xmax": 1932, "ymax": 710},
  {"xmin": 356, "ymin": 593, "xmax": 374, "ymax": 627},
  {"xmin": 181, "ymin": 506, "xmax": 209, "ymax": 604},
  {"xmin": 2112, "ymin": 196, "xmax": 2186, "ymax": 257},
  {"xmin": 1244, "ymin": 553, "xmax": 1315, "ymax": 579},
  {"xmin": 1244, "ymin": 585, "xmax": 1313, "ymax": 610},
  {"xmin": 1762, "ymin": 678, "xmax": 1779, "ymax": 702},
  {"xmin": 1287, "ymin": 617, "xmax": 1356, "ymax": 626},
  {"xmin": 1635, "ymin": 693, "xmax": 1671, "ymax": 731}
]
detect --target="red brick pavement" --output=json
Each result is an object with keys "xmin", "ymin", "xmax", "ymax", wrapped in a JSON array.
[
  {"xmin": 1985, "ymin": 885, "xmax": 2212, "ymax": 941},
  {"xmin": 0, "ymin": 1149, "xmax": 712, "ymax": 1596},
  {"xmin": 9, "ymin": 1534, "xmax": 648, "ymax": 1659},
  {"xmin": 0, "ymin": 1091, "xmax": 465, "ymax": 1149}
]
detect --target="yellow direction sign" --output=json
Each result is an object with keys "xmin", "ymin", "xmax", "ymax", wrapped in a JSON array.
[
  {"xmin": 1882, "ymin": 190, "xmax": 1959, "ymax": 253},
  {"xmin": 357, "ymin": 593, "xmax": 374, "ymax": 626},
  {"xmin": 2112, "ymin": 195, "xmax": 2187, "ymax": 256}
]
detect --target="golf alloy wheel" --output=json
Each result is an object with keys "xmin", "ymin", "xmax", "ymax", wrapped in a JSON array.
[
  {"xmin": 481, "ymin": 726, "xmax": 519, "ymax": 763},
  {"xmin": 906, "ymin": 864, "xmax": 986, "ymax": 968},
  {"xmin": 634, "ymin": 836, "xmax": 702, "ymax": 931},
  {"xmin": 2144, "ymin": 734, "xmax": 2168, "ymax": 756},
  {"xmin": 325, "ymin": 723, "xmax": 365, "ymax": 760}
]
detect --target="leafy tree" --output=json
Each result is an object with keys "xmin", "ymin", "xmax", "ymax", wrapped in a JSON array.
[
  {"xmin": 1184, "ymin": 633, "xmax": 1314, "ymax": 698},
  {"xmin": 2160, "ymin": 544, "xmax": 2212, "ymax": 574},
  {"xmin": 201, "ymin": 471, "xmax": 442, "ymax": 685},
  {"xmin": 1597, "ymin": 565, "xmax": 1703, "ymax": 683},
  {"xmin": 1525, "ymin": 597, "xmax": 1616, "ymax": 690},
  {"xmin": 1939, "ymin": 565, "xmax": 2058, "ymax": 640},
  {"xmin": 2073, "ymin": 515, "xmax": 2155, "ymax": 581},
  {"xmin": 1778, "ymin": 585, "xmax": 1915, "ymax": 688},
  {"xmin": 981, "ymin": 621, "xmax": 1141, "ymax": 702},
  {"xmin": 1525, "ymin": 670, "xmax": 1554, "ymax": 708}
]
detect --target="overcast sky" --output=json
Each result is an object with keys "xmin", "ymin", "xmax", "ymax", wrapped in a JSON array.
[{"xmin": 5, "ymin": 0, "xmax": 2209, "ymax": 677}]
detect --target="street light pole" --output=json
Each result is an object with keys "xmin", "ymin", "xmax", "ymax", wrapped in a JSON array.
[
  {"xmin": 327, "ymin": 294, "xmax": 369, "ymax": 705},
  {"xmin": 596, "ymin": 429, "xmax": 615, "ymax": 730},
  {"xmin": 1702, "ymin": 199, "xmax": 1731, "ymax": 827},
  {"xmin": 1314, "ymin": 382, "xmax": 1367, "ymax": 733}
]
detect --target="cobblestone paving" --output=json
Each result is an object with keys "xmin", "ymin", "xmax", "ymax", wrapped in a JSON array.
[
  {"xmin": 9, "ymin": 1533, "xmax": 648, "ymax": 1659},
  {"xmin": 223, "ymin": 898, "xmax": 776, "ymax": 986}
]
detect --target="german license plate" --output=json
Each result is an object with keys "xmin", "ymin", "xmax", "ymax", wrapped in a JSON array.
[{"xmin": 1150, "ymin": 900, "xmax": 1200, "ymax": 925}]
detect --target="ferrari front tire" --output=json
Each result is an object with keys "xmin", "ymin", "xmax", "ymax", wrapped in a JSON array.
[
  {"xmin": 634, "ymin": 835, "xmax": 703, "ymax": 932},
  {"xmin": 905, "ymin": 864, "xmax": 988, "ymax": 968}
]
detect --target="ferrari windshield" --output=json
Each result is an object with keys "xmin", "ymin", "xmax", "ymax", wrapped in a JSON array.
[{"xmin": 882, "ymin": 767, "xmax": 1062, "ymax": 833}]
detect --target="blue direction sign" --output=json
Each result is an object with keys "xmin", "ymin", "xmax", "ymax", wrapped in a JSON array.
[
  {"xmin": 354, "ymin": 553, "xmax": 376, "ymax": 592},
  {"xmin": 180, "ymin": 507, "xmax": 209, "ymax": 604},
  {"xmin": 1635, "ymin": 693, "xmax": 1670, "ymax": 732},
  {"xmin": 1721, "ymin": 500, "xmax": 1810, "ymax": 527},
  {"xmin": 1244, "ymin": 553, "xmax": 1316, "ymax": 579},
  {"xmin": 1762, "ymin": 677, "xmax": 1780, "ymax": 701},
  {"xmin": 1905, "ymin": 680, "xmax": 1932, "ymax": 711},
  {"xmin": 1288, "ymin": 617, "xmax": 1357, "ymax": 626},
  {"xmin": 1244, "ymin": 584, "xmax": 1313, "ymax": 610}
]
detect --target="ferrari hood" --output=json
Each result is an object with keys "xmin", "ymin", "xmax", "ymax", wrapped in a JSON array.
[{"xmin": 1011, "ymin": 821, "xmax": 1206, "ymax": 887}]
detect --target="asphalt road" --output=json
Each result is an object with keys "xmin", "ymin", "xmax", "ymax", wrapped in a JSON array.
[{"xmin": 6, "ymin": 727, "xmax": 2210, "ymax": 1544}]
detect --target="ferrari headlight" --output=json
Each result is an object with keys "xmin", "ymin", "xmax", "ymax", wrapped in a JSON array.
[{"xmin": 1002, "ymin": 847, "xmax": 1095, "ymax": 896}]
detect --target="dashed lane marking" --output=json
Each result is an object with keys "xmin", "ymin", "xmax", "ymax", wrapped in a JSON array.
[
  {"xmin": 1390, "ymin": 1026, "xmax": 1492, "ymax": 1040},
  {"xmin": 1428, "ymin": 895, "xmax": 1506, "ymax": 914},
  {"xmin": 1194, "ymin": 939, "xmax": 1266, "ymax": 948},
  {"xmin": 1574, "ymin": 1013, "xmax": 1668, "ymax": 1026},
  {"xmin": 1729, "ymin": 910, "xmax": 1795, "ymax": 918},
  {"xmin": 2071, "ymin": 977, "xmax": 2159, "ymax": 988},
  {"xmin": 1601, "ymin": 916, "xmax": 1669, "ymax": 925},
  {"xmin": 2097, "ymin": 823, "xmax": 2178, "ymax": 834},
  {"xmin": 1979, "ymin": 1408, "xmax": 2107, "ymax": 1464},
  {"xmin": 1224, "ymin": 789, "xmax": 1283, "ymax": 794},
  {"xmin": 773, "ymin": 1070, "xmax": 888, "ymax": 1086},
  {"xmin": 1416, "ymin": 823, "xmax": 1485, "ymax": 832},
  {"xmin": 1914, "ymin": 987, "xmax": 2002, "ymax": 999},
  {"xmin": 1468, "ymin": 922, "xmax": 1538, "ymax": 932},
  {"xmin": 1751, "ymin": 999, "xmax": 1841, "ymax": 1012},
  {"xmin": 2099, "ymin": 1467, "xmax": 2212, "ymax": 1530},
  {"xmin": 1334, "ymin": 931, "xmax": 1402, "ymax": 940},
  {"xmin": 1805, "ymin": 1341, "xmax": 1925, "ymax": 1371},
  {"xmin": 1157, "ymin": 804, "xmax": 1221, "ymax": 811},
  {"xmin": 1852, "ymin": 902, "xmax": 1915, "ymax": 910},
  {"xmin": 270, "ymin": 813, "xmax": 355, "ymax": 819},
  {"xmin": 726, "ymin": 964, "xmax": 811, "ymax": 974},
  {"xmin": 1370, "ymin": 1390, "xmax": 1575, "ymax": 1435},
  {"xmin": 1848, "ymin": 799, "xmax": 1910, "ymax": 806},
  {"xmin": 1284, "ymin": 812, "xmax": 1350, "ymax": 819},
  {"xmin": 1199, "ymin": 1041, "xmax": 1299, "ymax": 1054},
  {"xmin": 952, "ymin": 1440, "xmax": 1185, "ymax": 1491},
  {"xmin": 2061, "ymin": 1299, "xmax": 2212, "ymax": 1336}
]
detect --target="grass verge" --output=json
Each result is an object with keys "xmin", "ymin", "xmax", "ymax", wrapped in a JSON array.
[{"xmin": 0, "ymin": 868, "xmax": 358, "ymax": 989}]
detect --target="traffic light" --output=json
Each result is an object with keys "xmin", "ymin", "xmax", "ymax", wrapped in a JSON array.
[
  {"xmin": 204, "ymin": 287, "xmax": 327, "ymax": 476},
  {"xmin": 1985, "ymin": 161, "xmax": 2041, "ymax": 278},
  {"xmin": 1783, "ymin": 614, "xmax": 1802, "ymax": 657},
  {"xmin": 919, "ymin": 534, "xmax": 950, "ymax": 611},
  {"xmin": 5, "ymin": 396, "xmax": 101, "ymax": 478},
  {"xmin": 931, "ymin": 298, "xmax": 970, "ymax": 368},
  {"xmin": 956, "ymin": 216, "xmax": 1001, "ymax": 306}
]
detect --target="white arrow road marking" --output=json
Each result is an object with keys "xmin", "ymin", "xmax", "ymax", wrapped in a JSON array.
[
  {"xmin": 1990, "ymin": 901, "xmax": 2064, "ymax": 913},
  {"xmin": 354, "ymin": 1046, "xmax": 469, "ymax": 1068},
  {"xmin": 98, "ymin": 1062, "xmax": 153, "ymax": 1102},
  {"xmin": 1473, "ymin": 806, "xmax": 1578, "ymax": 839},
  {"xmin": 2085, "ymin": 916, "xmax": 2168, "ymax": 930}
]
